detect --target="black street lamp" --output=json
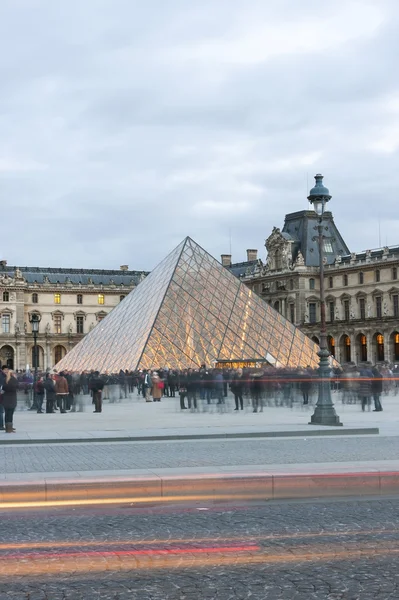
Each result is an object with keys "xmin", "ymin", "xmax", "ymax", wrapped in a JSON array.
[
  {"xmin": 308, "ymin": 174, "xmax": 342, "ymax": 426},
  {"xmin": 28, "ymin": 312, "xmax": 42, "ymax": 410}
]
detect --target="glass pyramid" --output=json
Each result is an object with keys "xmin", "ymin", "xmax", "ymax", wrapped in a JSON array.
[{"xmin": 55, "ymin": 237, "xmax": 320, "ymax": 372}]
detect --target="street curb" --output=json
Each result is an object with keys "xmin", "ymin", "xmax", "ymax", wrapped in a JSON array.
[
  {"xmin": 0, "ymin": 427, "xmax": 379, "ymax": 445},
  {"xmin": 0, "ymin": 468, "xmax": 397, "ymax": 507}
]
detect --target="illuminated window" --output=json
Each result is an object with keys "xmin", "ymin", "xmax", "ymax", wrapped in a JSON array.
[
  {"xmin": 98, "ymin": 294, "xmax": 105, "ymax": 305},
  {"xmin": 54, "ymin": 314, "xmax": 62, "ymax": 334},
  {"xmin": 54, "ymin": 293, "xmax": 61, "ymax": 304},
  {"xmin": 2, "ymin": 314, "xmax": 10, "ymax": 333},
  {"xmin": 360, "ymin": 334, "xmax": 367, "ymax": 362},
  {"xmin": 77, "ymin": 294, "xmax": 83, "ymax": 305},
  {"xmin": 376, "ymin": 333, "xmax": 384, "ymax": 362},
  {"xmin": 2, "ymin": 291, "xmax": 9, "ymax": 302},
  {"xmin": 323, "ymin": 240, "xmax": 334, "ymax": 253},
  {"xmin": 32, "ymin": 293, "xmax": 38, "ymax": 304}
]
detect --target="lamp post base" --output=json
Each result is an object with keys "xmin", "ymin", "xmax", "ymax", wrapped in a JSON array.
[{"xmin": 309, "ymin": 405, "xmax": 343, "ymax": 426}]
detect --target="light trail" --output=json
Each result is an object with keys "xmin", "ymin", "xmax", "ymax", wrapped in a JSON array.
[{"xmin": 0, "ymin": 527, "xmax": 396, "ymax": 552}]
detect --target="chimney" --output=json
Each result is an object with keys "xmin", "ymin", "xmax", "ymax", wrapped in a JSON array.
[
  {"xmin": 221, "ymin": 254, "xmax": 232, "ymax": 267},
  {"xmin": 246, "ymin": 249, "xmax": 258, "ymax": 262},
  {"xmin": 120, "ymin": 265, "xmax": 129, "ymax": 271}
]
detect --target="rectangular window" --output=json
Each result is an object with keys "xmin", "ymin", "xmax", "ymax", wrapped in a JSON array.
[
  {"xmin": 77, "ymin": 294, "xmax": 83, "ymax": 305},
  {"xmin": 309, "ymin": 303, "xmax": 317, "ymax": 324},
  {"xmin": 98, "ymin": 294, "xmax": 105, "ymax": 305},
  {"xmin": 329, "ymin": 302, "xmax": 334, "ymax": 323},
  {"xmin": 376, "ymin": 296, "xmax": 382, "ymax": 319},
  {"xmin": 359, "ymin": 272, "xmax": 364, "ymax": 284},
  {"xmin": 375, "ymin": 270, "xmax": 380, "ymax": 283},
  {"xmin": 54, "ymin": 314, "xmax": 62, "ymax": 334},
  {"xmin": 344, "ymin": 300, "xmax": 350, "ymax": 321},
  {"xmin": 54, "ymin": 293, "xmax": 61, "ymax": 304},
  {"xmin": 328, "ymin": 276, "xmax": 333, "ymax": 288},
  {"xmin": 394, "ymin": 295, "xmax": 399, "ymax": 318},
  {"xmin": 289, "ymin": 304, "xmax": 295, "ymax": 323},
  {"xmin": 343, "ymin": 274, "xmax": 348, "ymax": 287},
  {"xmin": 359, "ymin": 298, "xmax": 366, "ymax": 320},
  {"xmin": 76, "ymin": 316, "xmax": 84, "ymax": 334},
  {"xmin": 392, "ymin": 267, "xmax": 397, "ymax": 281},
  {"xmin": 323, "ymin": 240, "xmax": 334, "ymax": 253},
  {"xmin": 2, "ymin": 314, "xmax": 10, "ymax": 333}
]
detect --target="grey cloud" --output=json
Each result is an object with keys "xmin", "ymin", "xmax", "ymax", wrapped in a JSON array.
[{"xmin": 0, "ymin": 0, "xmax": 399, "ymax": 269}]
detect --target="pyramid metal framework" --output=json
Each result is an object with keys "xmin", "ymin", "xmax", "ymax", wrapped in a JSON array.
[{"xmin": 55, "ymin": 237, "xmax": 320, "ymax": 372}]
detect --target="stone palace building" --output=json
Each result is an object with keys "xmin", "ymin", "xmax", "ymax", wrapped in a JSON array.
[
  {"xmin": 226, "ymin": 175, "xmax": 399, "ymax": 367},
  {"xmin": 0, "ymin": 263, "xmax": 147, "ymax": 371}
]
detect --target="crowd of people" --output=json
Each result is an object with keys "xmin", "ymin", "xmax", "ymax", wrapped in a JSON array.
[{"xmin": 1, "ymin": 363, "xmax": 397, "ymax": 433}]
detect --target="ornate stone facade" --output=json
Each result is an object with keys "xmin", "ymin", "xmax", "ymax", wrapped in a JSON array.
[
  {"xmin": 228, "ymin": 178, "xmax": 399, "ymax": 367},
  {"xmin": 0, "ymin": 263, "xmax": 147, "ymax": 371}
]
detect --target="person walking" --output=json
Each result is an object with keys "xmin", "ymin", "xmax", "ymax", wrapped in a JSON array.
[
  {"xmin": 2, "ymin": 368, "xmax": 18, "ymax": 433},
  {"xmin": 143, "ymin": 370, "xmax": 152, "ymax": 402},
  {"xmin": 91, "ymin": 371, "xmax": 105, "ymax": 413},
  {"xmin": 43, "ymin": 373, "xmax": 56, "ymax": 413},
  {"xmin": 55, "ymin": 372, "xmax": 69, "ymax": 413}
]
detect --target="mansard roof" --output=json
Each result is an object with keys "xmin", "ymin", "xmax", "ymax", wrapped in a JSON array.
[{"xmin": 0, "ymin": 264, "xmax": 148, "ymax": 286}]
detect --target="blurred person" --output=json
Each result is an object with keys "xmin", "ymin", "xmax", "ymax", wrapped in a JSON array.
[
  {"xmin": 178, "ymin": 370, "xmax": 188, "ymax": 410},
  {"xmin": 2, "ymin": 367, "xmax": 18, "ymax": 433},
  {"xmin": 91, "ymin": 371, "xmax": 105, "ymax": 413},
  {"xmin": 251, "ymin": 371, "xmax": 263, "ymax": 413},
  {"xmin": 143, "ymin": 370, "xmax": 152, "ymax": 402},
  {"xmin": 80, "ymin": 371, "xmax": 89, "ymax": 395},
  {"xmin": 187, "ymin": 368, "xmax": 198, "ymax": 410},
  {"xmin": 55, "ymin": 371, "xmax": 69, "ymax": 414},
  {"xmin": 231, "ymin": 368, "xmax": 244, "ymax": 410},
  {"xmin": 0, "ymin": 364, "xmax": 7, "ymax": 430},
  {"xmin": 43, "ymin": 373, "xmax": 56, "ymax": 413},
  {"xmin": 151, "ymin": 372, "xmax": 163, "ymax": 402},
  {"xmin": 358, "ymin": 368, "xmax": 373, "ymax": 412},
  {"xmin": 214, "ymin": 370, "xmax": 224, "ymax": 405},
  {"xmin": 371, "ymin": 366, "xmax": 383, "ymax": 412},
  {"xmin": 168, "ymin": 370, "xmax": 177, "ymax": 398},
  {"xmin": 35, "ymin": 376, "xmax": 45, "ymax": 413}
]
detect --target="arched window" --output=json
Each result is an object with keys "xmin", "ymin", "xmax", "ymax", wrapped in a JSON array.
[
  {"xmin": 344, "ymin": 335, "xmax": 351, "ymax": 362},
  {"xmin": 98, "ymin": 294, "xmax": 105, "ymax": 305},
  {"xmin": 2, "ymin": 291, "xmax": 9, "ymax": 302},
  {"xmin": 359, "ymin": 272, "xmax": 364, "ymax": 284},
  {"xmin": 328, "ymin": 336, "xmax": 335, "ymax": 357},
  {"xmin": 360, "ymin": 334, "xmax": 367, "ymax": 362},
  {"xmin": 54, "ymin": 345, "xmax": 66, "ymax": 364},
  {"xmin": 376, "ymin": 334, "xmax": 384, "ymax": 362},
  {"xmin": 32, "ymin": 293, "xmax": 38, "ymax": 304},
  {"xmin": 273, "ymin": 301, "xmax": 280, "ymax": 313},
  {"xmin": 120, "ymin": 295, "xmax": 126, "ymax": 302},
  {"xmin": 77, "ymin": 294, "xmax": 83, "ymax": 305},
  {"xmin": 309, "ymin": 278, "xmax": 315, "ymax": 290}
]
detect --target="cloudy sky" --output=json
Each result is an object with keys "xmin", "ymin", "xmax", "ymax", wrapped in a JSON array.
[{"xmin": 1, "ymin": 0, "xmax": 399, "ymax": 271}]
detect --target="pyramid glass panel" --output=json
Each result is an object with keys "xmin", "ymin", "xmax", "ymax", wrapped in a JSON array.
[{"xmin": 55, "ymin": 237, "xmax": 322, "ymax": 372}]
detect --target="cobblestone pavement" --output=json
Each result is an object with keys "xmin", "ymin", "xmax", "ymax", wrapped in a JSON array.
[
  {"xmin": 0, "ymin": 435, "xmax": 399, "ymax": 474},
  {"xmin": 1, "ymin": 497, "xmax": 399, "ymax": 599}
]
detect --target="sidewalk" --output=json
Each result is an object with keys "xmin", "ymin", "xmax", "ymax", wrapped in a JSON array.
[{"xmin": 3, "ymin": 391, "xmax": 396, "ymax": 443}]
